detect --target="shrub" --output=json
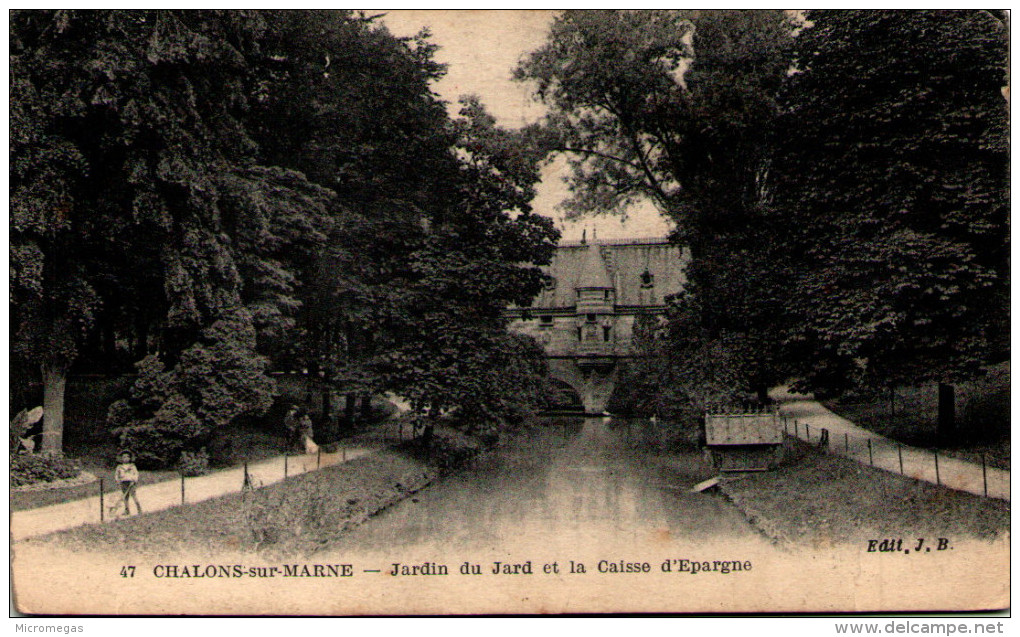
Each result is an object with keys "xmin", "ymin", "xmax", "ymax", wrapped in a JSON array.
[
  {"xmin": 108, "ymin": 311, "xmax": 276, "ymax": 468},
  {"xmin": 11, "ymin": 453, "xmax": 83, "ymax": 487},
  {"xmin": 178, "ymin": 448, "xmax": 211, "ymax": 476},
  {"xmin": 9, "ymin": 407, "xmax": 40, "ymax": 450},
  {"xmin": 401, "ymin": 431, "xmax": 483, "ymax": 473}
]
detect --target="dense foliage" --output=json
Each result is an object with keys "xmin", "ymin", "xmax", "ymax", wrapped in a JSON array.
[
  {"xmin": 11, "ymin": 453, "xmax": 84, "ymax": 487},
  {"xmin": 10, "ymin": 10, "xmax": 556, "ymax": 465},
  {"xmin": 770, "ymin": 10, "xmax": 1009, "ymax": 394},
  {"xmin": 520, "ymin": 10, "xmax": 1008, "ymax": 430},
  {"xmin": 607, "ymin": 306, "xmax": 745, "ymax": 427},
  {"xmin": 516, "ymin": 9, "xmax": 796, "ymax": 405},
  {"xmin": 237, "ymin": 13, "xmax": 559, "ymax": 440}
]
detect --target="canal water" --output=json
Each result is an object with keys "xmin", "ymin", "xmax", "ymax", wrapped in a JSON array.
[
  {"xmin": 321, "ymin": 415, "xmax": 761, "ymax": 558},
  {"xmin": 16, "ymin": 415, "xmax": 1000, "ymax": 614}
]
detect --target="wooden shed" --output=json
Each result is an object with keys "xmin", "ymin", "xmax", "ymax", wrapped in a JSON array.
[{"xmin": 704, "ymin": 409, "xmax": 784, "ymax": 471}]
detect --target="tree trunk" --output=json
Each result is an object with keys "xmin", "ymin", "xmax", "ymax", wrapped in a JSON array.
[
  {"xmin": 321, "ymin": 384, "xmax": 331, "ymax": 420},
  {"xmin": 360, "ymin": 393, "xmax": 372, "ymax": 421},
  {"xmin": 755, "ymin": 384, "xmax": 769, "ymax": 405},
  {"xmin": 344, "ymin": 393, "xmax": 357, "ymax": 431},
  {"xmin": 40, "ymin": 363, "xmax": 68, "ymax": 453},
  {"xmin": 937, "ymin": 382, "xmax": 956, "ymax": 442},
  {"xmin": 102, "ymin": 322, "xmax": 117, "ymax": 367},
  {"xmin": 319, "ymin": 380, "xmax": 339, "ymax": 442},
  {"xmin": 134, "ymin": 315, "xmax": 148, "ymax": 361}
]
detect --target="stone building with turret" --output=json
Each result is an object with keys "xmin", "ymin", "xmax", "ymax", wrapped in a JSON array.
[{"xmin": 505, "ymin": 237, "xmax": 687, "ymax": 413}]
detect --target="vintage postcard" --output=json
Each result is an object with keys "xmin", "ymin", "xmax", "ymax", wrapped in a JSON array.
[{"xmin": 9, "ymin": 9, "xmax": 1010, "ymax": 616}]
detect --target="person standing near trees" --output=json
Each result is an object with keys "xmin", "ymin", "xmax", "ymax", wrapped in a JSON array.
[
  {"xmin": 283, "ymin": 404, "xmax": 301, "ymax": 453},
  {"xmin": 300, "ymin": 411, "xmax": 317, "ymax": 455},
  {"xmin": 113, "ymin": 450, "xmax": 142, "ymax": 516}
]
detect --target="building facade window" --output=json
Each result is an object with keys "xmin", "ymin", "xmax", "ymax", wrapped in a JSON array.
[
  {"xmin": 539, "ymin": 315, "xmax": 553, "ymax": 327},
  {"xmin": 603, "ymin": 326, "xmax": 612, "ymax": 342},
  {"xmin": 640, "ymin": 269, "xmax": 655, "ymax": 289}
]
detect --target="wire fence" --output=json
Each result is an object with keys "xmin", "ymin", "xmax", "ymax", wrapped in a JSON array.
[
  {"xmin": 95, "ymin": 444, "xmax": 355, "ymax": 524},
  {"xmin": 777, "ymin": 414, "xmax": 995, "ymax": 499},
  {"xmin": 89, "ymin": 414, "xmax": 1003, "ymax": 525}
]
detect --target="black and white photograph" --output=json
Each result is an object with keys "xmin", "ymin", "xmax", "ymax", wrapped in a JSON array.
[{"xmin": 9, "ymin": 9, "xmax": 1010, "ymax": 617}]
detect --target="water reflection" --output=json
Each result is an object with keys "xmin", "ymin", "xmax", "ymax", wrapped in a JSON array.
[{"xmin": 321, "ymin": 415, "xmax": 759, "ymax": 558}]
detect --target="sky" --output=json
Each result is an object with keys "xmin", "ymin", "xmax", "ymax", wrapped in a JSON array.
[{"xmin": 378, "ymin": 9, "xmax": 673, "ymax": 242}]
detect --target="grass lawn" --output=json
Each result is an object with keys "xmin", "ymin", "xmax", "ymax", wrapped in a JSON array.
[
  {"xmin": 825, "ymin": 362, "xmax": 1009, "ymax": 470},
  {"xmin": 24, "ymin": 430, "xmax": 482, "ymax": 559},
  {"xmin": 719, "ymin": 442, "xmax": 1009, "ymax": 546}
]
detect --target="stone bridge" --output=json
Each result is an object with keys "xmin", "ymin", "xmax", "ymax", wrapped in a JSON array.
[{"xmin": 506, "ymin": 237, "xmax": 687, "ymax": 413}]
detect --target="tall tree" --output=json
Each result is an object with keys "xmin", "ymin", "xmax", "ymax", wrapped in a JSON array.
[
  {"xmin": 242, "ymin": 11, "xmax": 558, "ymax": 434},
  {"xmin": 515, "ymin": 10, "xmax": 796, "ymax": 397},
  {"xmin": 366, "ymin": 97, "xmax": 559, "ymax": 434},
  {"xmin": 12, "ymin": 9, "xmax": 560, "ymax": 461},
  {"xmin": 11, "ymin": 10, "xmax": 330, "ymax": 456},
  {"xmin": 770, "ymin": 10, "xmax": 1009, "ymax": 435},
  {"xmin": 246, "ymin": 11, "xmax": 459, "ymax": 430},
  {"xmin": 10, "ymin": 44, "xmax": 94, "ymax": 451}
]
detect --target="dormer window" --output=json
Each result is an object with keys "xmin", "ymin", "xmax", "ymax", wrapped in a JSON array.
[
  {"xmin": 544, "ymin": 276, "xmax": 557, "ymax": 291},
  {"xmin": 540, "ymin": 315, "xmax": 553, "ymax": 327},
  {"xmin": 640, "ymin": 269, "xmax": 655, "ymax": 289},
  {"xmin": 603, "ymin": 289, "xmax": 611, "ymax": 300}
]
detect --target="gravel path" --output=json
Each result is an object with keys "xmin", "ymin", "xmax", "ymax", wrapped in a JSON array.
[
  {"xmin": 10, "ymin": 446, "xmax": 380, "ymax": 541},
  {"xmin": 773, "ymin": 389, "xmax": 1009, "ymax": 501}
]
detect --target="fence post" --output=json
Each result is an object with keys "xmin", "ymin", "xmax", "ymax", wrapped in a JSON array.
[
  {"xmin": 805, "ymin": 423, "xmax": 810, "ymax": 442},
  {"xmin": 342, "ymin": 446, "xmax": 346, "ymax": 462},
  {"xmin": 317, "ymin": 448, "xmax": 321, "ymax": 469},
  {"xmin": 794, "ymin": 420, "xmax": 799, "ymax": 438},
  {"xmin": 243, "ymin": 461, "xmax": 252, "ymax": 492},
  {"xmin": 934, "ymin": 451, "xmax": 940, "ymax": 486},
  {"xmin": 981, "ymin": 454, "xmax": 988, "ymax": 497},
  {"xmin": 284, "ymin": 454, "xmax": 288, "ymax": 479},
  {"xmin": 820, "ymin": 428, "xmax": 829, "ymax": 449},
  {"xmin": 897, "ymin": 444, "xmax": 904, "ymax": 475},
  {"xmin": 844, "ymin": 432, "xmax": 849, "ymax": 454},
  {"xmin": 99, "ymin": 478, "xmax": 105, "ymax": 522},
  {"xmin": 867, "ymin": 439, "xmax": 873, "ymax": 466},
  {"xmin": 181, "ymin": 473, "xmax": 185, "ymax": 504}
]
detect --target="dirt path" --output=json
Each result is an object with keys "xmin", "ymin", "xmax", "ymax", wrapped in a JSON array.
[
  {"xmin": 10, "ymin": 446, "xmax": 381, "ymax": 541},
  {"xmin": 773, "ymin": 390, "xmax": 1009, "ymax": 501}
]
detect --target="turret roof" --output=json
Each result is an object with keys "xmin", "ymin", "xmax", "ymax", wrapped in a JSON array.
[{"xmin": 575, "ymin": 241, "xmax": 614, "ymax": 289}]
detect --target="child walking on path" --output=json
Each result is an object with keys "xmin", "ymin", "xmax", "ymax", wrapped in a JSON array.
[{"xmin": 113, "ymin": 450, "xmax": 142, "ymax": 516}]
